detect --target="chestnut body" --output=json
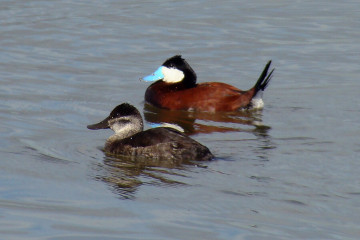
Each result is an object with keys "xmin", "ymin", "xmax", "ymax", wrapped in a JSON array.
[{"xmin": 143, "ymin": 55, "xmax": 274, "ymax": 112}]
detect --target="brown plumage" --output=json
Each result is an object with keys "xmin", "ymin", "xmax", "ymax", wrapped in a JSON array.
[{"xmin": 143, "ymin": 55, "xmax": 274, "ymax": 112}]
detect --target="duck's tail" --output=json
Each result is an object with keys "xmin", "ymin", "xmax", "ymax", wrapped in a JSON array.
[
  {"xmin": 245, "ymin": 60, "xmax": 274, "ymax": 109},
  {"xmin": 253, "ymin": 60, "xmax": 274, "ymax": 95}
]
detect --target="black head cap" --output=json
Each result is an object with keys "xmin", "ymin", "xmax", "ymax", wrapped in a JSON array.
[
  {"xmin": 162, "ymin": 55, "xmax": 197, "ymax": 87},
  {"xmin": 87, "ymin": 103, "xmax": 141, "ymax": 130},
  {"xmin": 109, "ymin": 103, "xmax": 140, "ymax": 119}
]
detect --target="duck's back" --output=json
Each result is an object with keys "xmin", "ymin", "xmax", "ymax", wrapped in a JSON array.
[{"xmin": 105, "ymin": 127, "xmax": 213, "ymax": 161}]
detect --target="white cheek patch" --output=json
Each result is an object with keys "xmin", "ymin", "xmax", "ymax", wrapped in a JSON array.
[
  {"xmin": 109, "ymin": 117, "xmax": 131, "ymax": 133},
  {"xmin": 162, "ymin": 66, "xmax": 184, "ymax": 83},
  {"xmin": 110, "ymin": 122, "xmax": 128, "ymax": 133}
]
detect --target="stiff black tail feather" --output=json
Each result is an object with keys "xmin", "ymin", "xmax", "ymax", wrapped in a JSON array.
[{"xmin": 254, "ymin": 60, "xmax": 274, "ymax": 93}]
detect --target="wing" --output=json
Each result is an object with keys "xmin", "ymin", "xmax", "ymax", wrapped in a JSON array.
[
  {"xmin": 162, "ymin": 82, "xmax": 251, "ymax": 111},
  {"xmin": 105, "ymin": 128, "xmax": 213, "ymax": 161}
]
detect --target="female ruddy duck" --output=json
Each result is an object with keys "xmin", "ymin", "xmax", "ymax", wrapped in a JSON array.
[
  {"xmin": 87, "ymin": 103, "xmax": 213, "ymax": 161},
  {"xmin": 142, "ymin": 55, "xmax": 274, "ymax": 112}
]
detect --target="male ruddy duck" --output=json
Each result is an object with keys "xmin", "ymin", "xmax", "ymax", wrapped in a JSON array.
[
  {"xmin": 87, "ymin": 103, "xmax": 213, "ymax": 161},
  {"xmin": 142, "ymin": 55, "xmax": 274, "ymax": 112}
]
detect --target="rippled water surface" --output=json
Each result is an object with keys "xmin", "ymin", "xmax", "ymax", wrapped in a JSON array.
[{"xmin": 1, "ymin": 1, "xmax": 360, "ymax": 239}]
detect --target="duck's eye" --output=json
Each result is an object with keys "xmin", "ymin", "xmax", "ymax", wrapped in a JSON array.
[{"xmin": 169, "ymin": 63, "xmax": 175, "ymax": 68}]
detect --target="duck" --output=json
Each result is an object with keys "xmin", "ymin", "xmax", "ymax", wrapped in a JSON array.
[
  {"xmin": 141, "ymin": 55, "xmax": 274, "ymax": 112},
  {"xmin": 87, "ymin": 103, "xmax": 214, "ymax": 162}
]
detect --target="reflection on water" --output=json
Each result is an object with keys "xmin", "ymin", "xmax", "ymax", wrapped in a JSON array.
[
  {"xmin": 96, "ymin": 154, "xmax": 193, "ymax": 199},
  {"xmin": 143, "ymin": 103, "xmax": 271, "ymax": 135}
]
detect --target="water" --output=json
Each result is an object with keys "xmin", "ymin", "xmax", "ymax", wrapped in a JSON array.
[{"xmin": 1, "ymin": 0, "xmax": 360, "ymax": 239}]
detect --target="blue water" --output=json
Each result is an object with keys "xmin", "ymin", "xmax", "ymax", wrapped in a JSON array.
[{"xmin": 1, "ymin": 1, "xmax": 360, "ymax": 239}]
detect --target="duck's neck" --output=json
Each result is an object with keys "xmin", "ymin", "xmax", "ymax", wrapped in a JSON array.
[
  {"xmin": 107, "ymin": 118, "xmax": 144, "ymax": 143},
  {"xmin": 183, "ymin": 69, "xmax": 197, "ymax": 88}
]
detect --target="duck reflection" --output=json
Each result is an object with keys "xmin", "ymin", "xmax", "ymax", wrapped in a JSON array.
[
  {"xmin": 95, "ymin": 152, "xmax": 203, "ymax": 199},
  {"xmin": 143, "ymin": 103, "xmax": 271, "ymax": 136}
]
